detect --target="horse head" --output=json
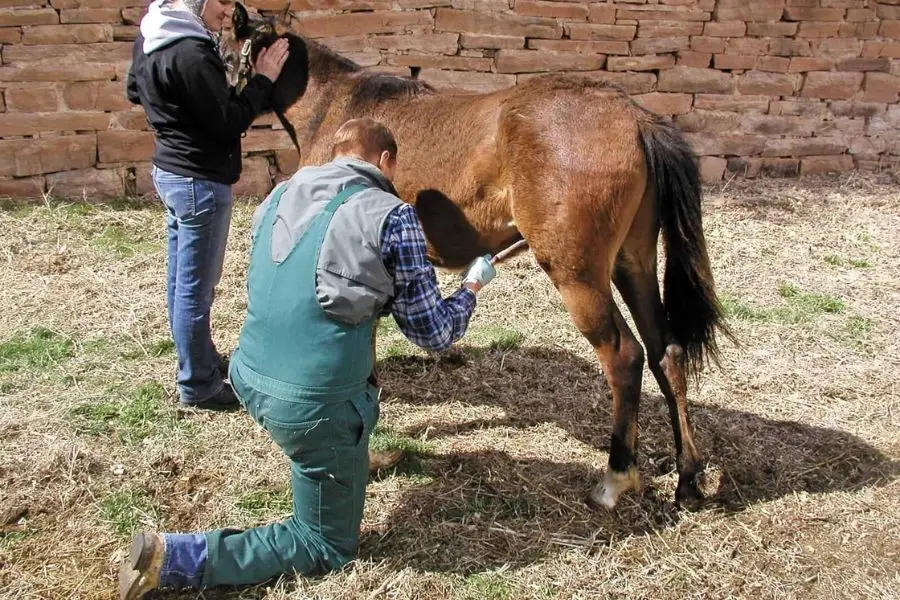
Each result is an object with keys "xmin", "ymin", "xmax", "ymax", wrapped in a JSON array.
[{"xmin": 219, "ymin": 1, "xmax": 300, "ymax": 96}]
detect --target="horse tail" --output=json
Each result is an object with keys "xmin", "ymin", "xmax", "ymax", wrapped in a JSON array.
[{"xmin": 637, "ymin": 113, "xmax": 734, "ymax": 379}]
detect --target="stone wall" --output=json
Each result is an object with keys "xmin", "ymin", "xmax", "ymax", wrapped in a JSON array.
[{"xmin": 0, "ymin": 0, "xmax": 898, "ymax": 199}]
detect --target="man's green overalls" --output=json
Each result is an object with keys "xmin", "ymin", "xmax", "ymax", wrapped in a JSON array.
[{"xmin": 204, "ymin": 183, "xmax": 380, "ymax": 585}]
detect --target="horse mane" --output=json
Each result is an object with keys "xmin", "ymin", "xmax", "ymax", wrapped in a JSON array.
[
  {"xmin": 302, "ymin": 37, "xmax": 435, "ymax": 106},
  {"xmin": 350, "ymin": 72, "xmax": 435, "ymax": 106}
]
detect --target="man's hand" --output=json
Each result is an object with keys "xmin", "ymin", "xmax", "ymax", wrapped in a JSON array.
[
  {"xmin": 254, "ymin": 38, "xmax": 289, "ymax": 83},
  {"xmin": 461, "ymin": 255, "xmax": 496, "ymax": 293}
]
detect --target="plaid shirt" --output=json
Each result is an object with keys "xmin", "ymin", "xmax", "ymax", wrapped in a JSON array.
[{"xmin": 380, "ymin": 203, "xmax": 477, "ymax": 351}]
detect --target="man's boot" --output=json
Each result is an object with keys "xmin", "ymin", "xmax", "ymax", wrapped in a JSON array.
[
  {"xmin": 369, "ymin": 449, "xmax": 403, "ymax": 471},
  {"xmin": 119, "ymin": 532, "xmax": 164, "ymax": 600}
]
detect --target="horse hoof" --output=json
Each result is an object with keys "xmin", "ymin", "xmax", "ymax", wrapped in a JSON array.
[
  {"xmin": 675, "ymin": 477, "xmax": 704, "ymax": 512},
  {"xmin": 587, "ymin": 467, "xmax": 640, "ymax": 511}
]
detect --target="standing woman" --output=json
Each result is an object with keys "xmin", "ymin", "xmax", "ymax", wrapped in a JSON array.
[{"xmin": 127, "ymin": 0, "xmax": 288, "ymax": 409}]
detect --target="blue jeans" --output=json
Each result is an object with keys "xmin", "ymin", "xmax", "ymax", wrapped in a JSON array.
[{"xmin": 152, "ymin": 166, "xmax": 233, "ymax": 404}]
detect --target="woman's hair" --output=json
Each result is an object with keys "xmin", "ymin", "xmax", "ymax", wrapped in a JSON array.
[{"xmin": 331, "ymin": 118, "xmax": 398, "ymax": 161}]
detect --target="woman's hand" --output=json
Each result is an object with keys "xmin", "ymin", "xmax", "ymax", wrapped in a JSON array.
[{"xmin": 253, "ymin": 38, "xmax": 289, "ymax": 83}]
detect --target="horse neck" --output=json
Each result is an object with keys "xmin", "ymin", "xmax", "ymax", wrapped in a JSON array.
[{"xmin": 304, "ymin": 37, "xmax": 359, "ymax": 88}]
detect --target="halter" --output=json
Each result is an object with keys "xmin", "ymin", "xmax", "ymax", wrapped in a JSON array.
[{"xmin": 235, "ymin": 38, "xmax": 253, "ymax": 91}]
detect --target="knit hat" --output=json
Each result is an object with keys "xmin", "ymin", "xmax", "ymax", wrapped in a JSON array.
[{"xmin": 181, "ymin": 0, "xmax": 207, "ymax": 18}]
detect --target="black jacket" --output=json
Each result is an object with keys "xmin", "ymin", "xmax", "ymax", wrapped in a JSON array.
[{"xmin": 127, "ymin": 32, "xmax": 273, "ymax": 184}]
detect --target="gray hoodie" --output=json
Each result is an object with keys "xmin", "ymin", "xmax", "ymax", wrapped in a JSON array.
[{"xmin": 140, "ymin": 0, "xmax": 211, "ymax": 54}]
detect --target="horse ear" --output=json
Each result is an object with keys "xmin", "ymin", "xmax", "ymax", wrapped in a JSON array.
[{"xmin": 232, "ymin": 1, "xmax": 251, "ymax": 39}]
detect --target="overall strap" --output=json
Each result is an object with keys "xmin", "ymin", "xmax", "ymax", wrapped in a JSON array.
[{"xmin": 323, "ymin": 184, "xmax": 367, "ymax": 215}]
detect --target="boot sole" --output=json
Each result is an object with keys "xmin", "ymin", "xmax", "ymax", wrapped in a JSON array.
[{"xmin": 119, "ymin": 533, "xmax": 156, "ymax": 600}]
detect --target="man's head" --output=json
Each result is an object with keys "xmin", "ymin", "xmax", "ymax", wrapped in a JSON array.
[{"xmin": 331, "ymin": 118, "xmax": 398, "ymax": 181}]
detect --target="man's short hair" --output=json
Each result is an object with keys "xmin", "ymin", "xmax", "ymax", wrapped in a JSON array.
[{"xmin": 331, "ymin": 118, "xmax": 398, "ymax": 162}]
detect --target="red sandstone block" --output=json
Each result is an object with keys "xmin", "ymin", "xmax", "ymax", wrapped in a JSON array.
[
  {"xmin": 589, "ymin": 4, "xmax": 615, "ymax": 23},
  {"xmin": 801, "ymin": 155, "xmax": 854, "ymax": 175},
  {"xmin": 699, "ymin": 156, "xmax": 726, "ymax": 183},
  {"xmin": 747, "ymin": 22, "xmax": 798, "ymax": 37},
  {"xmin": 98, "ymin": 130, "xmax": 152, "ymax": 163},
  {"xmin": 658, "ymin": 66, "xmax": 734, "ymax": 93},
  {"xmin": 784, "ymin": 7, "xmax": 845, "ymax": 21},
  {"xmin": 714, "ymin": 54, "xmax": 758, "ymax": 70},
  {"xmin": 61, "ymin": 7, "xmax": 119, "ymax": 23},
  {"xmin": 637, "ymin": 21, "xmax": 704, "ymax": 38},
  {"xmin": 233, "ymin": 156, "xmax": 271, "ymax": 198},
  {"xmin": 21, "ymin": 23, "xmax": 112, "ymax": 44},
  {"xmin": 801, "ymin": 71, "xmax": 864, "ymax": 99},
  {"xmin": 739, "ymin": 71, "xmax": 802, "ymax": 95},
  {"xmin": 789, "ymin": 57, "xmax": 835, "ymax": 72},
  {"xmin": 862, "ymin": 73, "xmax": 900, "ymax": 103},
  {"xmin": 607, "ymin": 55, "xmax": 675, "ymax": 71},
  {"xmin": 630, "ymin": 36, "xmax": 690, "ymax": 55},
  {"xmin": 769, "ymin": 38, "xmax": 812, "ymax": 57},
  {"xmin": 0, "ymin": 8, "xmax": 57, "ymax": 26},
  {"xmin": 4, "ymin": 83, "xmax": 59, "ymax": 112},
  {"xmin": 757, "ymin": 56, "xmax": 791, "ymax": 72},
  {"xmin": 676, "ymin": 110, "xmax": 742, "ymax": 133},
  {"xmin": 677, "ymin": 51, "xmax": 711, "ymax": 67},
  {"xmin": 528, "ymin": 39, "xmax": 629, "ymax": 55},
  {"xmin": 436, "ymin": 8, "xmax": 562, "ymax": 39},
  {"xmin": 419, "ymin": 68, "xmax": 516, "ymax": 93},
  {"xmin": 46, "ymin": 167, "xmax": 124, "ymax": 199},
  {"xmin": 0, "ymin": 134, "xmax": 96, "ymax": 177},
  {"xmin": 495, "ymin": 49, "xmax": 606, "ymax": 73},
  {"xmin": 515, "ymin": 0, "xmax": 588, "ymax": 20},
  {"xmin": 837, "ymin": 58, "xmax": 891, "ymax": 72},
  {"xmin": 0, "ymin": 111, "xmax": 109, "ymax": 136},
  {"xmin": 762, "ymin": 137, "xmax": 848, "ymax": 157},
  {"xmin": 463, "ymin": 34, "xmax": 525, "ymax": 49},
  {"xmin": 704, "ymin": 21, "xmax": 746, "ymax": 37},
  {"xmin": 797, "ymin": 22, "xmax": 841, "ymax": 38},
  {"xmin": 690, "ymin": 36, "xmax": 726, "ymax": 53},
  {"xmin": 694, "ymin": 94, "xmax": 769, "ymax": 112},
  {"xmin": 567, "ymin": 23, "xmax": 636, "ymax": 41},
  {"xmin": 632, "ymin": 92, "xmax": 693, "ymax": 115}
]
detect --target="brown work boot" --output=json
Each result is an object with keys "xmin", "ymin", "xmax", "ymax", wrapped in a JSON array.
[
  {"xmin": 369, "ymin": 449, "xmax": 403, "ymax": 471},
  {"xmin": 119, "ymin": 532, "xmax": 164, "ymax": 600}
]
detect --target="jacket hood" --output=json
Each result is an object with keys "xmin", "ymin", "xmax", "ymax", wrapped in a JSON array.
[{"xmin": 140, "ymin": 0, "xmax": 211, "ymax": 54}]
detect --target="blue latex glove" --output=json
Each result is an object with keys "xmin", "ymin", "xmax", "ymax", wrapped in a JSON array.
[{"xmin": 461, "ymin": 254, "xmax": 496, "ymax": 292}]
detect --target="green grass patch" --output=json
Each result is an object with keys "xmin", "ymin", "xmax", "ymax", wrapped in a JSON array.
[
  {"xmin": 369, "ymin": 425, "xmax": 434, "ymax": 456},
  {"xmin": 0, "ymin": 530, "xmax": 31, "ymax": 550},
  {"xmin": 70, "ymin": 401, "xmax": 120, "ymax": 436},
  {"xmin": 149, "ymin": 338, "xmax": 175, "ymax": 357},
  {"xmin": 100, "ymin": 489, "xmax": 160, "ymax": 538},
  {"xmin": 382, "ymin": 340, "xmax": 415, "ymax": 360},
  {"xmin": 69, "ymin": 382, "xmax": 193, "ymax": 443},
  {"xmin": 236, "ymin": 488, "xmax": 293, "ymax": 520},
  {"xmin": 823, "ymin": 255, "xmax": 872, "ymax": 269},
  {"xmin": 94, "ymin": 225, "xmax": 162, "ymax": 258},
  {"xmin": 846, "ymin": 315, "xmax": 874, "ymax": 337},
  {"xmin": 722, "ymin": 285, "xmax": 845, "ymax": 326},
  {"xmin": 455, "ymin": 572, "xmax": 512, "ymax": 600},
  {"xmin": 471, "ymin": 326, "xmax": 525, "ymax": 351},
  {"xmin": 0, "ymin": 328, "xmax": 74, "ymax": 373},
  {"xmin": 377, "ymin": 318, "xmax": 398, "ymax": 335},
  {"xmin": 778, "ymin": 283, "xmax": 844, "ymax": 316},
  {"xmin": 720, "ymin": 294, "xmax": 774, "ymax": 322}
]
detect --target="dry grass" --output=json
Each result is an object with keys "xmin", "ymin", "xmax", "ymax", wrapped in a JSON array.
[{"xmin": 1, "ymin": 173, "xmax": 898, "ymax": 599}]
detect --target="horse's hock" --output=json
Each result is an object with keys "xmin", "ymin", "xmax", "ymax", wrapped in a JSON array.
[{"xmin": 0, "ymin": 1, "xmax": 897, "ymax": 200}]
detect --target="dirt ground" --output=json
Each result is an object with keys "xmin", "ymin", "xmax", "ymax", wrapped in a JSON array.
[{"xmin": 0, "ymin": 173, "xmax": 897, "ymax": 599}]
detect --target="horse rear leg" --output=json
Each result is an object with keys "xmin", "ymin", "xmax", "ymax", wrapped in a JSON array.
[
  {"xmin": 552, "ymin": 279, "xmax": 646, "ymax": 509},
  {"xmin": 612, "ymin": 195, "xmax": 705, "ymax": 510}
]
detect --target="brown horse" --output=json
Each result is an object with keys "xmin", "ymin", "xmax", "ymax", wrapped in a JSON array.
[{"xmin": 220, "ymin": 3, "xmax": 734, "ymax": 511}]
